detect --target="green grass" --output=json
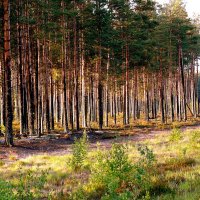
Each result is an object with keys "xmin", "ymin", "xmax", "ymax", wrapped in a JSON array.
[{"xmin": 0, "ymin": 129, "xmax": 200, "ymax": 199}]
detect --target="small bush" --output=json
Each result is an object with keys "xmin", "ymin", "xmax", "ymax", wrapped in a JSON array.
[
  {"xmin": 71, "ymin": 130, "xmax": 88, "ymax": 170},
  {"xmin": 136, "ymin": 145, "xmax": 155, "ymax": 190},
  {"xmin": 169, "ymin": 128, "xmax": 182, "ymax": 142},
  {"xmin": 79, "ymin": 144, "xmax": 156, "ymax": 200}
]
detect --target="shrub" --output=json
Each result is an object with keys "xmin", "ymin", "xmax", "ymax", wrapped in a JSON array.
[
  {"xmin": 71, "ymin": 130, "xmax": 88, "ymax": 170},
  {"xmin": 84, "ymin": 144, "xmax": 156, "ymax": 200},
  {"xmin": 135, "ymin": 145, "xmax": 155, "ymax": 191},
  {"xmin": 102, "ymin": 144, "xmax": 134, "ymax": 200}
]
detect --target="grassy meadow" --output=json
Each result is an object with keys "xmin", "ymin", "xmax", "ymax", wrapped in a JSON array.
[{"xmin": 0, "ymin": 127, "xmax": 200, "ymax": 200}]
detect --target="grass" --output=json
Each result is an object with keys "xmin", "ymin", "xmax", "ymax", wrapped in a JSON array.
[{"xmin": 0, "ymin": 128, "xmax": 200, "ymax": 199}]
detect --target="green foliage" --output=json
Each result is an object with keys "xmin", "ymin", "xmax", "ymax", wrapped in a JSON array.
[
  {"xmin": 169, "ymin": 128, "xmax": 182, "ymax": 142},
  {"xmin": 100, "ymin": 144, "xmax": 134, "ymax": 200},
  {"xmin": 80, "ymin": 144, "xmax": 156, "ymax": 200},
  {"xmin": 107, "ymin": 144, "xmax": 132, "ymax": 178},
  {"xmin": 142, "ymin": 191, "xmax": 151, "ymax": 200},
  {"xmin": 0, "ymin": 180, "xmax": 15, "ymax": 200},
  {"xmin": 0, "ymin": 170, "xmax": 47, "ymax": 200},
  {"xmin": 71, "ymin": 130, "xmax": 88, "ymax": 170},
  {"xmin": 137, "ymin": 145, "xmax": 155, "ymax": 165},
  {"xmin": 135, "ymin": 145, "xmax": 155, "ymax": 191},
  {"xmin": 16, "ymin": 170, "xmax": 47, "ymax": 199},
  {"xmin": 69, "ymin": 187, "xmax": 87, "ymax": 200}
]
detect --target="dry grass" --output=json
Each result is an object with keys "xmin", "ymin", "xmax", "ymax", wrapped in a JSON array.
[{"xmin": 0, "ymin": 126, "xmax": 200, "ymax": 199}]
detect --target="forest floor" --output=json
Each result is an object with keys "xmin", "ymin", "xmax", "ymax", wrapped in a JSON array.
[
  {"xmin": 0, "ymin": 123, "xmax": 200, "ymax": 199},
  {"xmin": 1, "ymin": 122, "xmax": 200, "ymax": 163}
]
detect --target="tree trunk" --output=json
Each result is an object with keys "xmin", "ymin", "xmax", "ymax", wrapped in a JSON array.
[
  {"xmin": 3, "ymin": 0, "xmax": 13, "ymax": 146},
  {"xmin": 73, "ymin": 12, "xmax": 79, "ymax": 130},
  {"xmin": 105, "ymin": 53, "xmax": 110, "ymax": 127},
  {"xmin": 179, "ymin": 43, "xmax": 187, "ymax": 121}
]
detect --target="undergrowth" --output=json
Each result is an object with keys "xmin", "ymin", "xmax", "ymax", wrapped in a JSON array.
[
  {"xmin": 69, "ymin": 144, "xmax": 156, "ymax": 200},
  {"xmin": 0, "ymin": 128, "xmax": 200, "ymax": 199},
  {"xmin": 70, "ymin": 130, "xmax": 88, "ymax": 170},
  {"xmin": 0, "ymin": 170, "xmax": 47, "ymax": 200}
]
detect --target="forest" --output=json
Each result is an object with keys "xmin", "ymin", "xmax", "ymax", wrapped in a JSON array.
[{"xmin": 0, "ymin": 0, "xmax": 200, "ymax": 199}]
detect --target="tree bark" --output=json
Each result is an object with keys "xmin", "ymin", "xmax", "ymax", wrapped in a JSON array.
[{"xmin": 3, "ymin": 0, "xmax": 13, "ymax": 146}]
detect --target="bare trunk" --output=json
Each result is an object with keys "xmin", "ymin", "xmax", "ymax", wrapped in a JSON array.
[{"xmin": 3, "ymin": 0, "xmax": 13, "ymax": 146}]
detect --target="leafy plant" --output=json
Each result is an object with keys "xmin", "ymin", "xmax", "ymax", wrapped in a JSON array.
[
  {"xmin": 84, "ymin": 144, "xmax": 156, "ymax": 200},
  {"xmin": 71, "ymin": 130, "xmax": 88, "ymax": 170},
  {"xmin": 135, "ymin": 145, "xmax": 155, "ymax": 191}
]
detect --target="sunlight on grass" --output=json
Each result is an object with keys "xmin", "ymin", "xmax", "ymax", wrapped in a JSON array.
[{"xmin": 0, "ymin": 128, "xmax": 200, "ymax": 199}]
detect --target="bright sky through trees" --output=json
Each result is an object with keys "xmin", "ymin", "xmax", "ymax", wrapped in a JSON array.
[{"xmin": 157, "ymin": 0, "xmax": 200, "ymax": 18}]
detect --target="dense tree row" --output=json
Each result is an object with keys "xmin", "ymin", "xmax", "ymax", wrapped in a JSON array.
[{"xmin": 0, "ymin": 0, "xmax": 200, "ymax": 146}]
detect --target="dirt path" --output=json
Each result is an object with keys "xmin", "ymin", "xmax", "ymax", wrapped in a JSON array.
[{"xmin": 1, "ymin": 124, "xmax": 200, "ymax": 162}]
